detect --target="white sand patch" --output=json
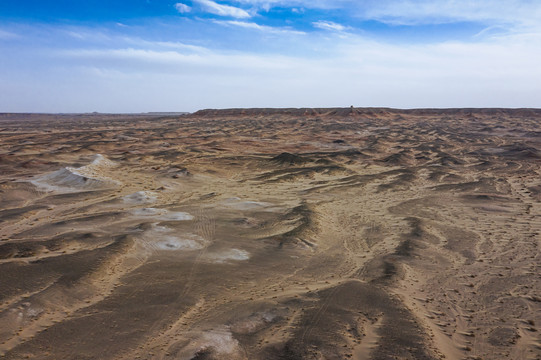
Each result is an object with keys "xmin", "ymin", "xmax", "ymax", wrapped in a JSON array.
[
  {"xmin": 130, "ymin": 207, "xmax": 194, "ymax": 221},
  {"xmin": 30, "ymin": 154, "xmax": 119, "ymax": 192},
  {"xmin": 179, "ymin": 327, "xmax": 245, "ymax": 359},
  {"xmin": 223, "ymin": 197, "xmax": 281, "ymax": 212},
  {"xmin": 25, "ymin": 307, "xmax": 43, "ymax": 318},
  {"xmin": 122, "ymin": 191, "xmax": 157, "ymax": 204},
  {"xmin": 200, "ymin": 328, "xmax": 240, "ymax": 354},
  {"xmin": 155, "ymin": 236, "xmax": 205, "ymax": 251},
  {"xmin": 207, "ymin": 249, "xmax": 250, "ymax": 263},
  {"xmin": 165, "ymin": 211, "xmax": 195, "ymax": 221},
  {"xmin": 139, "ymin": 225, "xmax": 206, "ymax": 253},
  {"xmin": 230, "ymin": 312, "xmax": 276, "ymax": 334}
]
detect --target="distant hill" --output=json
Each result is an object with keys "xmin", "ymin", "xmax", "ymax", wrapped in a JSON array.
[{"xmin": 190, "ymin": 107, "xmax": 541, "ymax": 118}]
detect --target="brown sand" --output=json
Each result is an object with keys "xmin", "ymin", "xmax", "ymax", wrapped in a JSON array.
[{"xmin": 0, "ymin": 108, "xmax": 540, "ymax": 359}]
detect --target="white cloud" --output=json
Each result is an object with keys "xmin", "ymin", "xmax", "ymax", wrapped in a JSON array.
[
  {"xmin": 214, "ymin": 20, "xmax": 306, "ymax": 35},
  {"xmin": 233, "ymin": 0, "xmax": 349, "ymax": 10},
  {"xmin": 61, "ymin": 47, "xmax": 297, "ymax": 71},
  {"xmin": 45, "ymin": 29, "xmax": 541, "ymax": 111},
  {"xmin": 3, "ymin": 15, "xmax": 541, "ymax": 112},
  {"xmin": 64, "ymin": 48, "xmax": 204, "ymax": 65},
  {"xmin": 312, "ymin": 20, "xmax": 348, "ymax": 32},
  {"xmin": 120, "ymin": 36, "xmax": 210, "ymax": 53},
  {"xmin": 56, "ymin": 27, "xmax": 209, "ymax": 54},
  {"xmin": 194, "ymin": 0, "xmax": 251, "ymax": 18},
  {"xmin": 175, "ymin": 3, "xmax": 192, "ymax": 13},
  {"xmin": 234, "ymin": 0, "xmax": 541, "ymax": 30}
]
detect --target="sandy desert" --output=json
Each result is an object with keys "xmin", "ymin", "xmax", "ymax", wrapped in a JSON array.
[{"xmin": 0, "ymin": 108, "xmax": 540, "ymax": 359}]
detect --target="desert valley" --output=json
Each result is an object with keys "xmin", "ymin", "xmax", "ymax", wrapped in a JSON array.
[{"xmin": 0, "ymin": 108, "xmax": 540, "ymax": 359}]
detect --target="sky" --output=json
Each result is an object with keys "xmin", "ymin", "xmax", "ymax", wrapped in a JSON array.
[{"xmin": 1, "ymin": 0, "xmax": 541, "ymax": 112}]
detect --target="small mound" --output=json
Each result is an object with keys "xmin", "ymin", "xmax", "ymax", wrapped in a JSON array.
[
  {"xmin": 380, "ymin": 151, "xmax": 412, "ymax": 165},
  {"xmin": 528, "ymin": 185, "xmax": 541, "ymax": 201},
  {"xmin": 434, "ymin": 154, "xmax": 464, "ymax": 166},
  {"xmin": 271, "ymin": 152, "xmax": 307, "ymax": 165},
  {"xmin": 31, "ymin": 154, "xmax": 118, "ymax": 191},
  {"xmin": 141, "ymin": 225, "xmax": 206, "ymax": 252},
  {"xmin": 122, "ymin": 191, "xmax": 157, "ymax": 204},
  {"xmin": 500, "ymin": 144, "xmax": 541, "ymax": 160}
]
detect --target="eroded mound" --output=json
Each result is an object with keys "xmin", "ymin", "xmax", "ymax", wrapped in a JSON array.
[{"xmin": 31, "ymin": 154, "xmax": 119, "ymax": 191}]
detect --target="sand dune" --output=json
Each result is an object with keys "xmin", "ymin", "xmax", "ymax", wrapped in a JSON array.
[
  {"xmin": 0, "ymin": 109, "xmax": 540, "ymax": 359},
  {"xmin": 30, "ymin": 154, "xmax": 119, "ymax": 192}
]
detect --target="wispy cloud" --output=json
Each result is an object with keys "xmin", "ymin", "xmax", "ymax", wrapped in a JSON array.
[
  {"xmin": 174, "ymin": 3, "xmax": 192, "ymax": 14},
  {"xmin": 214, "ymin": 20, "xmax": 306, "ymax": 35},
  {"xmin": 194, "ymin": 0, "xmax": 251, "ymax": 18},
  {"xmin": 49, "ymin": 29, "xmax": 541, "ymax": 109},
  {"xmin": 63, "ymin": 48, "xmax": 205, "ymax": 65},
  {"xmin": 60, "ymin": 47, "xmax": 298, "ymax": 73},
  {"xmin": 358, "ymin": 0, "xmax": 541, "ymax": 28},
  {"xmin": 121, "ymin": 37, "xmax": 210, "ymax": 54},
  {"xmin": 233, "ymin": 0, "xmax": 349, "ymax": 11},
  {"xmin": 0, "ymin": 29, "xmax": 19, "ymax": 39},
  {"xmin": 233, "ymin": 0, "xmax": 541, "ymax": 30},
  {"xmin": 473, "ymin": 25, "xmax": 509, "ymax": 39},
  {"xmin": 312, "ymin": 20, "xmax": 348, "ymax": 32}
]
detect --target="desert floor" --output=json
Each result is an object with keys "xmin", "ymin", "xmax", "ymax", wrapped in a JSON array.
[{"xmin": 0, "ymin": 108, "xmax": 540, "ymax": 359}]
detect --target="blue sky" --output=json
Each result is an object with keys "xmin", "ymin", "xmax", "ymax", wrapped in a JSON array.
[{"xmin": 1, "ymin": 1, "xmax": 541, "ymax": 112}]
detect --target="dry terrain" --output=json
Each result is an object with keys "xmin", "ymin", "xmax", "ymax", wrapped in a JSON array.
[{"xmin": 0, "ymin": 108, "xmax": 540, "ymax": 359}]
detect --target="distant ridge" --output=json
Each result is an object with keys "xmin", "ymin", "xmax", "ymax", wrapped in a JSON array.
[
  {"xmin": 3, "ymin": 108, "xmax": 541, "ymax": 121},
  {"xmin": 191, "ymin": 107, "xmax": 541, "ymax": 118},
  {"xmin": 0, "ymin": 112, "xmax": 189, "ymax": 122}
]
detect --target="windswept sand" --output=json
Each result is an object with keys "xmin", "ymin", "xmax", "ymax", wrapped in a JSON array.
[{"xmin": 0, "ymin": 108, "xmax": 540, "ymax": 359}]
